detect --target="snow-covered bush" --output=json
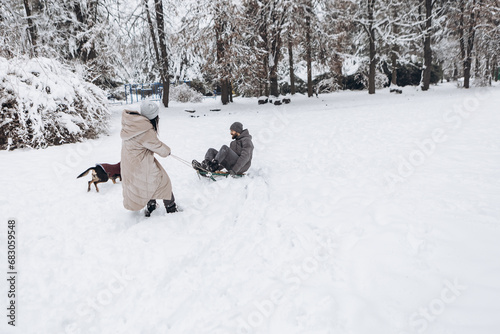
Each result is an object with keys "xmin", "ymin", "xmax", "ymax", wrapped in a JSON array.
[
  {"xmin": 341, "ymin": 57, "xmax": 388, "ymax": 90},
  {"xmin": 374, "ymin": 69, "xmax": 390, "ymax": 89},
  {"xmin": 473, "ymin": 76, "xmax": 490, "ymax": 87},
  {"xmin": 0, "ymin": 57, "xmax": 109, "ymax": 150},
  {"xmin": 169, "ymin": 83, "xmax": 203, "ymax": 103},
  {"xmin": 316, "ymin": 75, "xmax": 341, "ymax": 93}
]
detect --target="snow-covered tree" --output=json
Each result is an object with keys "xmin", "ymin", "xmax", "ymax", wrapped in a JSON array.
[
  {"xmin": 470, "ymin": 0, "xmax": 500, "ymax": 85},
  {"xmin": 450, "ymin": 0, "xmax": 483, "ymax": 88}
]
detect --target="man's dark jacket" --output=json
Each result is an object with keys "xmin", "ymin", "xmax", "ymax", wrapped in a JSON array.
[{"xmin": 230, "ymin": 129, "xmax": 254, "ymax": 174}]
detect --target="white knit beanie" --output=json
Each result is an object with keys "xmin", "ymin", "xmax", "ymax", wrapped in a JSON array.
[{"xmin": 140, "ymin": 100, "xmax": 159, "ymax": 120}]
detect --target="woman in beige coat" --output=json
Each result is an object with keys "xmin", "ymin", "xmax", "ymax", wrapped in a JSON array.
[{"xmin": 121, "ymin": 100, "xmax": 177, "ymax": 216}]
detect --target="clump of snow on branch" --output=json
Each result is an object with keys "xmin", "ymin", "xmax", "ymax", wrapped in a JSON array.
[
  {"xmin": 169, "ymin": 83, "xmax": 203, "ymax": 103},
  {"xmin": 0, "ymin": 57, "xmax": 109, "ymax": 150}
]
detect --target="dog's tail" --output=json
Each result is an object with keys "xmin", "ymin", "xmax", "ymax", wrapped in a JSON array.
[{"xmin": 77, "ymin": 167, "xmax": 95, "ymax": 179}]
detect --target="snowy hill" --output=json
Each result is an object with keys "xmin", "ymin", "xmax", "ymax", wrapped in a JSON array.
[{"xmin": 1, "ymin": 83, "xmax": 500, "ymax": 334}]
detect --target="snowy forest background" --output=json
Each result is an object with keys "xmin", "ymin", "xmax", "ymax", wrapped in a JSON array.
[
  {"xmin": 0, "ymin": 0, "xmax": 499, "ymax": 149},
  {"xmin": 3, "ymin": 0, "xmax": 500, "ymax": 98}
]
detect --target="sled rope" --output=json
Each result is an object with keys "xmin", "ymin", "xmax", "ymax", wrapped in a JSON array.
[
  {"xmin": 170, "ymin": 154, "xmax": 191, "ymax": 167},
  {"xmin": 170, "ymin": 154, "xmax": 213, "ymax": 174}
]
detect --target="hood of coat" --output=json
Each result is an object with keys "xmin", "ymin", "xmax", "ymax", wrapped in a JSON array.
[
  {"xmin": 121, "ymin": 110, "xmax": 153, "ymax": 140},
  {"xmin": 236, "ymin": 129, "xmax": 252, "ymax": 141}
]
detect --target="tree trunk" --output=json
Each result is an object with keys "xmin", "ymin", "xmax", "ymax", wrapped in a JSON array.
[
  {"xmin": 464, "ymin": 29, "xmax": 476, "ymax": 89},
  {"xmin": 458, "ymin": 1, "xmax": 469, "ymax": 88},
  {"xmin": 216, "ymin": 13, "xmax": 230, "ymax": 105},
  {"xmin": 368, "ymin": 0, "xmax": 376, "ymax": 94},
  {"xmin": 475, "ymin": 55, "xmax": 480, "ymax": 78},
  {"xmin": 391, "ymin": 50, "xmax": 397, "ymax": 86},
  {"xmin": 259, "ymin": 12, "xmax": 269, "ymax": 97},
  {"xmin": 464, "ymin": 58, "xmax": 472, "ymax": 88},
  {"xmin": 268, "ymin": 1, "xmax": 286, "ymax": 98},
  {"xmin": 288, "ymin": 31, "xmax": 296, "ymax": 95},
  {"xmin": 439, "ymin": 61, "xmax": 444, "ymax": 83},
  {"xmin": 494, "ymin": 57, "xmax": 498, "ymax": 82},
  {"xmin": 421, "ymin": 0, "xmax": 433, "ymax": 91},
  {"xmin": 458, "ymin": 0, "xmax": 479, "ymax": 89},
  {"xmin": 305, "ymin": 0, "xmax": 313, "ymax": 97},
  {"xmin": 269, "ymin": 30, "xmax": 282, "ymax": 97},
  {"xmin": 154, "ymin": 0, "xmax": 169, "ymax": 107},
  {"xmin": 368, "ymin": 36, "xmax": 376, "ymax": 94},
  {"xmin": 23, "ymin": 0, "xmax": 37, "ymax": 56},
  {"xmin": 269, "ymin": 64, "xmax": 279, "ymax": 97},
  {"xmin": 221, "ymin": 79, "xmax": 229, "ymax": 105},
  {"xmin": 86, "ymin": 0, "xmax": 98, "ymax": 61},
  {"xmin": 486, "ymin": 57, "xmax": 491, "ymax": 86},
  {"xmin": 229, "ymin": 81, "xmax": 233, "ymax": 102},
  {"xmin": 264, "ymin": 72, "xmax": 269, "ymax": 97},
  {"xmin": 390, "ymin": 2, "xmax": 398, "ymax": 86},
  {"xmin": 144, "ymin": 0, "xmax": 160, "ymax": 72}
]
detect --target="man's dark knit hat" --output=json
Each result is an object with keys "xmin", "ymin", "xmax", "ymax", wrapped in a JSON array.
[{"xmin": 230, "ymin": 122, "xmax": 243, "ymax": 133}]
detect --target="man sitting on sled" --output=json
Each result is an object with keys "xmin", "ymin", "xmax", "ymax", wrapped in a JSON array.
[{"xmin": 192, "ymin": 122, "xmax": 254, "ymax": 176}]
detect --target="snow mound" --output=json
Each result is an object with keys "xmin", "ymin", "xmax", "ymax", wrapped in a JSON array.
[{"xmin": 0, "ymin": 57, "xmax": 110, "ymax": 150}]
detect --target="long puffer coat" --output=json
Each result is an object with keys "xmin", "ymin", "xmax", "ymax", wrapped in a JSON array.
[{"xmin": 120, "ymin": 110, "xmax": 172, "ymax": 211}]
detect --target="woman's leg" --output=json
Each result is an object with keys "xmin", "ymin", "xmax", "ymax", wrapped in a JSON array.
[{"xmin": 163, "ymin": 193, "xmax": 177, "ymax": 213}]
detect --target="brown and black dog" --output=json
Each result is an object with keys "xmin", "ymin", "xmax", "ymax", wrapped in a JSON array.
[{"xmin": 77, "ymin": 163, "xmax": 121, "ymax": 192}]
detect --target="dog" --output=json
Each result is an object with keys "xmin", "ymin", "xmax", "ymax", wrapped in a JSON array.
[{"xmin": 77, "ymin": 162, "xmax": 121, "ymax": 192}]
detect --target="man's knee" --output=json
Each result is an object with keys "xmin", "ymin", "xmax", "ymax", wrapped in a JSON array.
[{"xmin": 205, "ymin": 148, "xmax": 218, "ymax": 160}]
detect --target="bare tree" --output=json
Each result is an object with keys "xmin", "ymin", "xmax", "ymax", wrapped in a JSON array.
[
  {"xmin": 304, "ymin": 0, "xmax": 313, "ymax": 97},
  {"xmin": 287, "ymin": 29, "xmax": 296, "ymax": 94},
  {"xmin": 366, "ymin": 0, "xmax": 376, "ymax": 94},
  {"xmin": 421, "ymin": 0, "xmax": 433, "ymax": 90},
  {"xmin": 456, "ymin": 0, "xmax": 483, "ymax": 88},
  {"xmin": 214, "ymin": 1, "xmax": 233, "ymax": 105},
  {"xmin": 154, "ymin": 0, "xmax": 170, "ymax": 106},
  {"xmin": 389, "ymin": 2, "xmax": 399, "ymax": 86},
  {"xmin": 23, "ymin": 0, "xmax": 38, "ymax": 56},
  {"xmin": 268, "ymin": 0, "xmax": 288, "ymax": 97},
  {"xmin": 351, "ymin": 0, "xmax": 380, "ymax": 94},
  {"xmin": 143, "ymin": 0, "xmax": 160, "ymax": 73}
]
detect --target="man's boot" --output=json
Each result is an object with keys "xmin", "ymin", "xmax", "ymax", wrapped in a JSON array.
[
  {"xmin": 209, "ymin": 159, "xmax": 220, "ymax": 172},
  {"xmin": 192, "ymin": 160, "xmax": 204, "ymax": 172},
  {"xmin": 201, "ymin": 159, "xmax": 211, "ymax": 171}
]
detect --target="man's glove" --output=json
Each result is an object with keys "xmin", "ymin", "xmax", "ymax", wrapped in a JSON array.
[{"xmin": 228, "ymin": 170, "xmax": 237, "ymax": 178}]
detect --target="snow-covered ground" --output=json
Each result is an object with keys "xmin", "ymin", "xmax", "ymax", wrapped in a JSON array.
[{"xmin": 1, "ymin": 83, "xmax": 500, "ymax": 334}]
